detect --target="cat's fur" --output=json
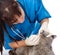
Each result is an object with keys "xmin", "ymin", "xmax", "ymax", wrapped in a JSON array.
[{"xmin": 9, "ymin": 31, "xmax": 56, "ymax": 55}]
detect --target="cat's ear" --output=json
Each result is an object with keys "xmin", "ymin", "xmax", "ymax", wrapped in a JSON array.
[
  {"xmin": 40, "ymin": 31, "xmax": 56, "ymax": 39},
  {"xmin": 51, "ymin": 35, "xmax": 56, "ymax": 39},
  {"xmin": 46, "ymin": 34, "xmax": 56, "ymax": 39}
]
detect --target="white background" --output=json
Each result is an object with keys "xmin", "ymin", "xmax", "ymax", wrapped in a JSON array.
[
  {"xmin": 43, "ymin": 0, "xmax": 60, "ymax": 55},
  {"xmin": 0, "ymin": 0, "xmax": 60, "ymax": 55}
]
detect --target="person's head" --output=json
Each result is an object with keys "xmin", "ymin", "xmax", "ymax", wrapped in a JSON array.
[
  {"xmin": 0, "ymin": 0, "xmax": 23, "ymax": 54},
  {"xmin": 0, "ymin": 0, "xmax": 23, "ymax": 26}
]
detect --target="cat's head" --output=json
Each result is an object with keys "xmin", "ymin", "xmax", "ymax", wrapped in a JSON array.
[{"xmin": 40, "ymin": 31, "xmax": 56, "ymax": 46}]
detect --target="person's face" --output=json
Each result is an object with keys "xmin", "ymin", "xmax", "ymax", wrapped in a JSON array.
[{"xmin": 13, "ymin": 6, "xmax": 25, "ymax": 24}]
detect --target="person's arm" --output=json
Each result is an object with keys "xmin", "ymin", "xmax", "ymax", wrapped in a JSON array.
[
  {"xmin": 40, "ymin": 18, "xmax": 49, "ymax": 25},
  {"xmin": 38, "ymin": 18, "xmax": 49, "ymax": 34},
  {"xmin": 9, "ymin": 40, "xmax": 26, "ymax": 49},
  {"xmin": 37, "ymin": 18, "xmax": 50, "ymax": 36},
  {"xmin": 9, "ymin": 34, "xmax": 40, "ymax": 49}
]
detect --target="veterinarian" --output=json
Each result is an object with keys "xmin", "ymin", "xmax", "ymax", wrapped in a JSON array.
[{"xmin": 0, "ymin": 0, "xmax": 51, "ymax": 52}]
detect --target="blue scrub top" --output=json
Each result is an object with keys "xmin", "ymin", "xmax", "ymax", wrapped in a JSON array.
[{"xmin": 4, "ymin": 0, "xmax": 51, "ymax": 49}]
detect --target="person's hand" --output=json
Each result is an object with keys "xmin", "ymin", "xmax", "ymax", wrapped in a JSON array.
[
  {"xmin": 38, "ymin": 22, "xmax": 50, "ymax": 34},
  {"xmin": 25, "ymin": 35, "xmax": 40, "ymax": 46},
  {"xmin": 38, "ymin": 22, "xmax": 53, "ymax": 37}
]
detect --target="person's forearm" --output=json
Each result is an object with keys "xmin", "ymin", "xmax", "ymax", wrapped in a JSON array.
[
  {"xmin": 9, "ymin": 40, "xmax": 26, "ymax": 49},
  {"xmin": 40, "ymin": 18, "xmax": 49, "ymax": 25}
]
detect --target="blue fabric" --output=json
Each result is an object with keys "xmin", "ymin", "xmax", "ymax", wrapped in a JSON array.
[{"xmin": 4, "ymin": 0, "xmax": 51, "ymax": 49}]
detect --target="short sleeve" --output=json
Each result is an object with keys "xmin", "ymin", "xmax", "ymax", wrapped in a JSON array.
[
  {"xmin": 35, "ymin": 0, "xmax": 51, "ymax": 23},
  {"xmin": 4, "ymin": 31, "xmax": 13, "ymax": 49}
]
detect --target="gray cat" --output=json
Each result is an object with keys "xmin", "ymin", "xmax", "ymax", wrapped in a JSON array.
[{"xmin": 9, "ymin": 31, "xmax": 56, "ymax": 55}]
